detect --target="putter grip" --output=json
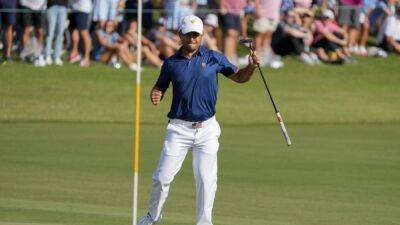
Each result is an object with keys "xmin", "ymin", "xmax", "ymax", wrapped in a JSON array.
[{"xmin": 276, "ymin": 112, "xmax": 292, "ymax": 146}]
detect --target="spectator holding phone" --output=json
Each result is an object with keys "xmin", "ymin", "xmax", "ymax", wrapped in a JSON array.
[{"xmin": 202, "ymin": 14, "xmax": 219, "ymax": 51}]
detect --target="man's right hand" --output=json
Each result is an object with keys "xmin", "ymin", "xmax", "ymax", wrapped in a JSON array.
[{"xmin": 151, "ymin": 88, "xmax": 163, "ymax": 105}]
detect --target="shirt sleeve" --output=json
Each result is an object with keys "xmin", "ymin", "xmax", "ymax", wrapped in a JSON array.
[
  {"xmin": 216, "ymin": 52, "xmax": 238, "ymax": 77},
  {"xmin": 155, "ymin": 61, "xmax": 171, "ymax": 92},
  {"xmin": 315, "ymin": 20, "xmax": 326, "ymax": 33}
]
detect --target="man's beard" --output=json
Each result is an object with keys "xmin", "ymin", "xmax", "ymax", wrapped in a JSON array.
[{"xmin": 184, "ymin": 43, "xmax": 199, "ymax": 52}]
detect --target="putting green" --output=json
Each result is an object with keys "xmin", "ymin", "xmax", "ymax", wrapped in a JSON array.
[{"xmin": 1, "ymin": 122, "xmax": 399, "ymax": 225}]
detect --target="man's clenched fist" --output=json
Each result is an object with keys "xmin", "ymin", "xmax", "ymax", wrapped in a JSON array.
[{"xmin": 151, "ymin": 88, "xmax": 163, "ymax": 105}]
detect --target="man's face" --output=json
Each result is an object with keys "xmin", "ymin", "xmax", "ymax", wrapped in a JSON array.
[{"xmin": 179, "ymin": 32, "xmax": 203, "ymax": 52}]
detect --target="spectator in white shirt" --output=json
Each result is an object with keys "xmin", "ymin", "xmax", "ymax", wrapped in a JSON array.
[{"xmin": 380, "ymin": 4, "xmax": 400, "ymax": 54}]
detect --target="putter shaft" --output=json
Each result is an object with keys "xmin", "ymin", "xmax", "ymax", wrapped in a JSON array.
[{"xmin": 248, "ymin": 41, "xmax": 292, "ymax": 146}]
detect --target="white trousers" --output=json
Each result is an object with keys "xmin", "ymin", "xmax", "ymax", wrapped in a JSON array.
[{"xmin": 148, "ymin": 116, "xmax": 221, "ymax": 225}]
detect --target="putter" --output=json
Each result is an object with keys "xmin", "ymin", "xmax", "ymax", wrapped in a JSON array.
[{"xmin": 240, "ymin": 38, "xmax": 292, "ymax": 146}]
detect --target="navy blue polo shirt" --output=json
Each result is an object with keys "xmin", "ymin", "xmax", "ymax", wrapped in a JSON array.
[{"xmin": 155, "ymin": 46, "xmax": 238, "ymax": 122}]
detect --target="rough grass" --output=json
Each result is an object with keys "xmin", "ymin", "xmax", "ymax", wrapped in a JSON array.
[{"xmin": 1, "ymin": 56, "xmax": 399, "ymax": 124}]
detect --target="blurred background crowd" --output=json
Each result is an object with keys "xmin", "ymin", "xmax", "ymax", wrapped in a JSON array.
[{"xmin": 0, "ymin": 0, "xmax": 399, "ymax": 70}]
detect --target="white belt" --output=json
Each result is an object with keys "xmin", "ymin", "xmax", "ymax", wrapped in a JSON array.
[{"xmin": 169, "ymin": 116, "xmax": 216, "ymax": 128}]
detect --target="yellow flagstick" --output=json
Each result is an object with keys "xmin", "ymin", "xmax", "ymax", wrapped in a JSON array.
[{"xmin": 133, "ymin": 0, "xmax": 143, "ymax": 225}]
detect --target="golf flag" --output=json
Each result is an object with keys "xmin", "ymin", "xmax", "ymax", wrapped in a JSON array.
[{"xmin": 133, "ymin": 0, "xmax": 143, "ymax": 225}]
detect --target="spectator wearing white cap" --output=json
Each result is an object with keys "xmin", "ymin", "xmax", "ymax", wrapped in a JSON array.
[{"xmin": 202, "ymin": 14, "xmax": 219, "ymax": 51}]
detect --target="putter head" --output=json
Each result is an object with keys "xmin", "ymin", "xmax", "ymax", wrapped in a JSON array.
[
  {"xmin": 239, "ymin": 38, "xmax": 253, "ymax": 44},
  {"xmin": 239, "ymin": 38, "xmax": 254, "ymax": 49}
]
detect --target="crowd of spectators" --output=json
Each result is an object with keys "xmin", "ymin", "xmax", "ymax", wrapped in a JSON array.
[{"xmin": 0, "ymin": 0, "xmax": 399, "ymax": 70}]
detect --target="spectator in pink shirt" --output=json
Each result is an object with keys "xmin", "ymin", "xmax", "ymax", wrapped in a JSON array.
[
  {"xmin": 253, "ymin": 0, "xmax": 282, "ymax": 66},
  {"xmin": 312, "ymin": 9, "xmax": 354, "ymax": 63},
  {"xmin": 220, "ymin": 0, "xmax": 246, "ymax": 64}
]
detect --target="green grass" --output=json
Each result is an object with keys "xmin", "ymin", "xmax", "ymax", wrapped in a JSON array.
[{"xmin": 0, "ymin": 58, "xmax": 400, "ymax": 225}]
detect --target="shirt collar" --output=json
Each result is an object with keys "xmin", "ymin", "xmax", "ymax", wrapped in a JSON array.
[
  {"xmin": 178, "ymin": 46, "xmax": 205, "ymax": 58},
  {"xmin": 197, "ymin": 46, "xmax": 205, "ymax": 56}
]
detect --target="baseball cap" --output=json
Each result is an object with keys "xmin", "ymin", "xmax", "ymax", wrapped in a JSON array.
[
  {"xmin": 179, "ymin": 15, "xmax": 203, "ymax": 35},
  {"xmin": 322, "ymin": 9, "xmax": 335, "ymax": 19},
  {"xmin": 156, "ymin": 17, "xmax": 165, "ymax": 26},
  {"xmin": 204, "ymin": 14, "xmax": 218, "ymax": 28}
]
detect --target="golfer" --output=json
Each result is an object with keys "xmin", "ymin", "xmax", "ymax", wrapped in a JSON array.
[{"xmin": 138, "ymin": 15, "xmax": 260, "ymax": 225}]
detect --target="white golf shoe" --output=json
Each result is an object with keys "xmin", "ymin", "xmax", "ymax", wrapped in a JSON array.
[{"xmin": 138, "ymin": 213, "xmax": 154, "ymax": 225}]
